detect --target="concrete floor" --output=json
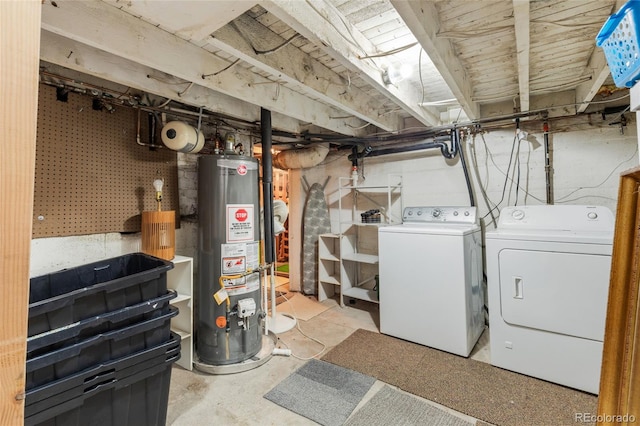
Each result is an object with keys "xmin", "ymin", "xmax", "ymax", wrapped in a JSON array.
[{"xmin": 166, "ymin": 289, "xmax": 490, "ymax": 425}]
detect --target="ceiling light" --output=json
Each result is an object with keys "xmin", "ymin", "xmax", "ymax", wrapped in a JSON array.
[{"xmin": 382, "ymin": 63, "xmax": 413, "ymax": 85}]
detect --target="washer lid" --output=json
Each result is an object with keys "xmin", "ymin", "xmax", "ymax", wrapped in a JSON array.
[{"xmin": 379, "ymin": 222, "xmax": 480, "ymax": 236}]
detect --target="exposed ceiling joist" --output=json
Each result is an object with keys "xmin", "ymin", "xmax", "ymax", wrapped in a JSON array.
[
  {"xmin": 41, "ymin": 0, "xmax": 368, "ymax": 136},
  {"xmin": 262, "ymin": 0, "xmax": 442, "ymax": 127},
  {"xmin": 391, "ymin": 0, "xmax": 480, "ymax": 120},
  {"xmin": 576, "ymin": 0, "xmax": 626, "ymax": 113},
  {"xmin": 575, "ymin": 50, "xmax": 612, "ymax": 114},
  {"xmin": 101, "ymin": 0, "xmax": 257, "ymax": 42},
  {"xmin": 208, "ymin": 13, "xmax": 398, "ymax": 131},
  {"xmin": 513, "ymin": 0, "xmax": 530, "ymax": 113},
  {"xmin": 40, "ymin": 31, "xmax": 304, "ymax": 133}
]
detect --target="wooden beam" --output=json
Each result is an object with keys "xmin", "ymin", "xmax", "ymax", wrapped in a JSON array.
[
  {"xmin": 576, "ymin": 0, "xmax": 627, "ymax": 114},
  {"xmin": 480, "ymin": 90, "xmax": 577, "ymax": 119},
  {"xmin": 263, "ymin": 0, "xmax": 442, "ymax": 127},
  {"xmin": 513, "ymin": 0, "xmax": 530, "ymax": 112},
  {"xmin": 0, "ymin": 1, "xmax": 40, "ymax": 424},
  {"xmin": 102, "ymin": 0, "xmax": 257, "ymax": 42},
  {"xmin": 41, "ymin": 0, "xmax": 368, "ymax": 136},
  {"xmin": 40, "ymin": 31, "xmax": 303, "ymax": 134},
  {"xmin": 208, "ymin": 14, "xmax": 398, "ymax": 131},
  {"xmin": 391, "ymin": 0, "xmax": 480, "ymax": 120}
]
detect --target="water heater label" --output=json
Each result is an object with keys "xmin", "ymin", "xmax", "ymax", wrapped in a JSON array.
[
  {"xmin": 221, "ymin": 242, "xmax": 259, "ymax": 273},
  {"xmin": 221, "ymin": 272, "xmax": 260, "ymax": 296},
  {"xmin": 227, "ymin": 204, "xmax": 254, "ymax": 242}
]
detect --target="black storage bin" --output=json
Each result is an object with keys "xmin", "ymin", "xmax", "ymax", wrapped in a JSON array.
[
  {"xmin": 26, "ymin": 307, "xmax": 178, "ymax": 390},
  {"xmin": 27, "ymin": 291, "xmax": 177, "ymax": 357},
  {"xmin": 28, "ymin": 253, "xmax": 173, "ymax": 337},
  {"xmin": 25, "ymin": 332, "xmax": 181, "ymax": 417},
  {"xmin": 25, "ymin": 353, "xmax": 178, "ymax": 426}
]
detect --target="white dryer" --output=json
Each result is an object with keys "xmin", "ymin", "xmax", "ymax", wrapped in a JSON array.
[
  {"xmin": 378, "ymin": 206, "xmax": 484, "ymax": 357},
  {"xmin": 485, "ymin": 205, "xmax": 614, "ymax": 394}
]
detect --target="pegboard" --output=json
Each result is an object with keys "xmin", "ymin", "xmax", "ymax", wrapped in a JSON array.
[{"xmin": 33, "ymin": 85, "xmax": 179, "ymax": 238}]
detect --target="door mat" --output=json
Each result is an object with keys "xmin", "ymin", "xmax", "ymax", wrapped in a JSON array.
[
  {"xmin": 322, "ymin": 329, "xmax": 598, "ymax": 426},
  {"xmin": 345, "ymin": 385, "xmax": 473, "ymax": 426},
  {"xmin": 264, "ymin": 358, "xmax": 375, "ymax": 426}
]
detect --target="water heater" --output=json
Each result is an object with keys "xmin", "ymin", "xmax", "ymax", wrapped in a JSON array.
[{"xmin": 196, "ymin": 153, "xmax": 263, "ymax": 365}]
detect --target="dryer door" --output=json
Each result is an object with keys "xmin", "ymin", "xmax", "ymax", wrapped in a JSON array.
[{"xmin": 498, "ymin": 249, "xmax": 610, "ymax": 341}]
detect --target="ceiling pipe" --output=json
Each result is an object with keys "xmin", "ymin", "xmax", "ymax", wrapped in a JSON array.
[
  {"xmin": 272, "ymin": 143, "xmax": 330, "ymax": 170},
  {"xmin": 348, "ymin": 135, "xmax": 457, "ymax": 160}
]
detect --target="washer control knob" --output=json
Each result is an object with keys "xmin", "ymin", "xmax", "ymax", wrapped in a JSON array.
[
  {"xmin": 407, "ymin": 210, "xmax": 413, "ymax": 215},
  {"xmin": 464, "ymin": 211, "xmax": 470, "ymax": 216},
  {"xmin": 587, "ymin": 212, "xmax": 598, "ymax": 220},
  {"xmin": 432, "ymin": 209, "xmax": 441, "ymax": 218},
  {"xmin": 512, "ymin": 209, "xmax": 525, "ymax": 220},
  {"xmin": 453, "ymin": 211, "xmax": 459, "ymax": 216},
  {"xmin": 417, "ymin": 210, "xmax": 423, "ymax": 215}
]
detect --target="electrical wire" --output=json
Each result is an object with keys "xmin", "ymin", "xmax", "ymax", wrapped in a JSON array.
[
  {"xmin": 481, "ymin": 132, "xmax": 519, "ymax": 220},
  {"xmin": 419, "ymin": 47, "xmax": 425, "ymax": 106},
  {"xmin": 358, "ymin": 42, "xmax": 418, "ymax": 59},
  {"xmin": 514, "ymin": 137, "xmax": 523, "ymax": 205},
  {"xmin": 273, "ymin": 292, "xmax": 328, "ymax": 360},
  {"xmin": 555, "ymin": 143, "xmax": 638, "ymax": 203},
  {"xmin": 202, "ymin": 58, "xmax": 240, "ymax": 79},
  {"xmin": 469, "ymin": 133, "xmax": 498, "ymax": 225},
  {"xmin": 230, "ymin": 20, "xmax": 302, "ymax": 55}
]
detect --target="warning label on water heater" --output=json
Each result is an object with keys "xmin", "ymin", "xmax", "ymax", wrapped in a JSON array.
[
  {"xmin": 227, "ymin": 204, "xmax": 254, "ymax": 242},
  {"xmin": 221, "ymin": 242, "xmax": 259, "ymax": 274}
]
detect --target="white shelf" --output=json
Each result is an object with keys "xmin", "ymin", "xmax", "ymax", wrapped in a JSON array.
[
  {"xmin": 335, "ymin": 174, "xmax": 402, "ymax": 307},
  {"xmin": 172, "ymin": 328, "xmax": 192, "ymax": 340},
  {"xmin": 171, "ymin": 293, "xmax": 191, "ymax": 304},
  {"xmin": 319, "ymin": 275, "xmax": 340, "ymax": 286},
  {"xmin": 342, "ymin": 287, "xmax": 378, "ymax": 303},
  {"xmin": 342, "ymin": 253, "xmax": 379, "ymax": 264},
  {"xmin": 167, "ymin": 255, "xmax": 193, "ymax": 370},
  {"xmin": 318, "ymin": 234, "xmax": 341, "ymax": 302}
]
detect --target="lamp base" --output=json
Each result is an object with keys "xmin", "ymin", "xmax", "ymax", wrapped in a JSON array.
[{"xmin": 266, "ymin": 313, "xmax": 296, "ymax": 334}]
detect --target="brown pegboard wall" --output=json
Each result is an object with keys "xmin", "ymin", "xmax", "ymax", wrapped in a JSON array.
[{"xmin": 33, "ymin": 84, "xmax": 179, "ymax": 237}]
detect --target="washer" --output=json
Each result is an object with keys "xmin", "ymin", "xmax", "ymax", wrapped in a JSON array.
[
  {"xmin": 485, "ymin": 205, "xmax": 614, "ymax": 394},
  {"xmin": 378, "ymin": 206, "xmax": 484, "ymax": 357}
]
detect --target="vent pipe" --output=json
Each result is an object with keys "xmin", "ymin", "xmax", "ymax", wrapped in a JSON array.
[{"xmin": 272, "ymin": 144, "xmax": 329, "ymax": 170}]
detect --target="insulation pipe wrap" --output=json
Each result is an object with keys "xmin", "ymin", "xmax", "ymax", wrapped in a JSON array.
[
  {"xmin": 272, "ymin": 143, "xmax": 329, "ymax": 170},
  {"xmin": 161, "ymin": 121, "xmax": 205, "ymax": 154}
]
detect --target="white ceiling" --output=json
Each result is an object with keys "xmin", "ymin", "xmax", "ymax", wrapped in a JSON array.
[{"xmin": 39, "ymin": 0, "xmax": 629, "ymax": 137}]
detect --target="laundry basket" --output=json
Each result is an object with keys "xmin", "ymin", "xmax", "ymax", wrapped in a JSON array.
[{"xmin": 596, "ymin": 0, "xmax": 640, "ymax": 87}]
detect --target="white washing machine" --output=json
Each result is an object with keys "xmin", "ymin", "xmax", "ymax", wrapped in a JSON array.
[
  {"xmin": 485, "ymin": 205, "xmax": 614, "ymax": 394},
  {"xmin": 378, "ymin": 206, "xmax": 485, "ymax": 357}
]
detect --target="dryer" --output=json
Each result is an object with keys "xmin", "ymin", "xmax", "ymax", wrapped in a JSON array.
[
  {"xmin": 378, "ymin": 206, "xmax": 484, "ymax": 357},
  {"xmin": 485, "ymin": 205, "xmax": 614, "ymax": 394}
]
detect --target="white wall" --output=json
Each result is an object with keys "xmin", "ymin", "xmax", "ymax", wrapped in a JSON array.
[
  {"xmin": 31, "ymin": 118, "xmax": 638, "ymax": 282},
  {"xmin": 300, "ymin": 120, "xmax": 638, "ymax": 233}
]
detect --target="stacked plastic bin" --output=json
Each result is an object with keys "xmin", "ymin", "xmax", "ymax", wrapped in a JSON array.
[{"xmin": 24, "ymin": 253, "xmax": 180, "ymax": 426}]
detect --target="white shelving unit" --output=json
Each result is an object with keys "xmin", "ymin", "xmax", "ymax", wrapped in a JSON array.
[
  {"xmin": 330, "ymin": 174, "xmax": 402, "ymax": 307},
  {"xmin": 167, "ymin": 255, "xmax": 193, "ymax": 370},
  {"xmin": 318, "ymin": 233, "xmax": 341, "ymax": 302}
]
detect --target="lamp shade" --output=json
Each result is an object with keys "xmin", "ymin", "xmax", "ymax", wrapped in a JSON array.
[{"xmin": 141, "ymin": 210, "xmax": 175, "ymax": 260}]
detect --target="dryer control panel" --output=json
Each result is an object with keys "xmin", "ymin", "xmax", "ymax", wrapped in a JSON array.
[
  {"xmin": 498, "ymin": 205, "xmax": 614, "ymax": 232},
  {"xmin": 403, "ymin": 206, "xmax": 477, "ymax": 224}
]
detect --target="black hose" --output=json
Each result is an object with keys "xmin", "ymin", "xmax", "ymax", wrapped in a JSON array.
[
  {"xmin": 455, "ymin": 129, "xmax": 475, "ymax": 207},
  {"xmin": 261, "ymin": 108, "xmax": 275, "ymax": 264}
]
